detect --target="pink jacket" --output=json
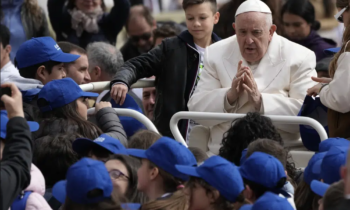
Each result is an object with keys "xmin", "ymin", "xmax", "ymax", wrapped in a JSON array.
[{"xmin": 21, "ymin": 164, "xmax": 52, "ymax": 210}]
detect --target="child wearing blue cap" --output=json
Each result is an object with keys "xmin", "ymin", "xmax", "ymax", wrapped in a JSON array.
[
  {"xmin": 35, "ymin": 78, "xmax": 127, "ymax": 145},
  {"xmin": 52, "ymin": 158, "xmax": 122, "ymax": 209},
  {"xmin": 127, "ymin": 137, "xmax": 197, "ymax": 203},
  {"xmin": 175, "ymin": 156, "xmax": 248, "ymax": 210},
  {"xmin": 317, "ymin": 180, "xmax": 346, "ymax": 210},
  {"xmin": 241, "ymin": 192, "xmax": 294, "ymax": 210},
  {"xmin": 73, "ymin": 134, "xmax": 128, "ymax": 162}
]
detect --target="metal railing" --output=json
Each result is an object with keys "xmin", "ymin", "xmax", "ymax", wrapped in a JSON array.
[
  {"xmin": 170, "ymin": 112, "xmax": 328, "ymax": 147},
  {"xmin": 80, "ymin": 79, "xmax": 155, "ymax": 92},
  {"xmin": 88, "ymin": 108, "xmax": 159, "ymax": 133}
]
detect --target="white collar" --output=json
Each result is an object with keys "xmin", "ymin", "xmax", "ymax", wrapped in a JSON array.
[{"xmin": 1, "ymin": 61, "xmax": 15, "ymax": 72}]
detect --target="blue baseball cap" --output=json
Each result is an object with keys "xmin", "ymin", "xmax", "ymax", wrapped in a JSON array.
[
  {"xmin": 16, "ymin": 37, "xmax": 80, "ymax": 69},
  {"xmin": 240, "ymin": 152, "xmax": 286, "ymax": 190},
  {"xmin": 38, "ymin": 78, "xmax": 99, "ymax": 112},
  {"xmin": 311, "ymin": 180, "xmax": 330, "ymax": 197},
  {"xmin": 121, "ymin": 203, "xmax": 142, "ymax": 210},
  {"xmin": 52, "ymin": 158, "xmax": 113, "ymax": 204},
  {"xmin": 319, "ymin": 138, "xmax": 350, "ymax": 152},
  {"xmin": 175, "ymin": 156, "xmax": 244, "ymax": 202},
  {"xmin": 325, "ymin": 47, "xmax": 340, "ymax": 55},
  {"xmin": 251, "ymin": 192, "xmax": 294, "ymax": 210},
  {"xmin": 303, "ymin": 152, "xmax": 326, "ymax": 185},
  {"xmin": 127, "ymin": 137, "xmax": 197, "ymax": 181},
  {"xmin": 240, "ymin": 148, "xmax": 248, "ymax": 165},
  {"xmin": 239, "ymin": 204, "xmax": 253, "ymax": 210},
  {"xmin": 0, "ymin": 110, "xmax": 39, "ymax": 139},
  {"xmin": 73, "ymin": 134, "xmax": 128, "ymax": 156},
  {"xmin": 320, "ymin": 146, "xmax": 347, "ymax": 184}
]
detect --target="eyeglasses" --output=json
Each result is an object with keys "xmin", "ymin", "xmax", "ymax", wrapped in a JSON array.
[
  {"xmin": 130, "ymin": 33, "xmax": 152, "ymax": 43},
  {"xmin": 109, "ymin": 169, "xmax": 129, "ymax": 180},
  {"xmin": 335, "ymin": 6, "xmax": 348, "ymax": 23}
]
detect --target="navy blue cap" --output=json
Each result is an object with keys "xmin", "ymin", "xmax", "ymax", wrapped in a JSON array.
[
  {"xmin": 127, "ymin": 137, "xmax": 197, "ymax": 180},
  {"xmin": 240, "ymin": 148, "xmax": 248, "ymax": 165},
  {"xmin": 325, "ymin": 47, "xmax": 340, "ymax": 55},
  {"xmin": 319, "ymin": 138, "xmax": 350, "ymax": 152},
  {"xmin": 303, "ymin": 152, "xmax": 326, "ymax": 185},
  {"xmin": 110, "ymin": 93, "xmax": 146, "ymax": 137},
  {"xmin": 121, "ymin": 203, "xmax": 142, "ymax": 210},
  {"xmin": 311, "ymin": 180, "xmax": 330, "ymax": 197},
  {"xmin": 0, "ymin": 110, "xmax": 39, "ymax": 139},
  {"xmin": 73, "ymin": 134, "xmax": 128, "ymax": 156},
  {"xmin": 251, "ymin": 192, "xmax": 294, "ymax": 210},
  {"xmin": 240, "ymin": 152, "xmax": 287, "ymax": 190},
  {"xmin": 16, "ymin": 37, "xmax": 80, "ymax": 69},
  {"xmin": 175, "ymin": 156, "xmax": 244, "ymax": 202},
  {"xmin": 320, "ymin": 146, "xmax": 347, "ymax": 184},
  {"xmin": 38, "ymin": 78, "xmax": 98, "ymax": 112},
  {"xmin": 52, "ymin": 158, "xmax": 113, "ymax": 204}
]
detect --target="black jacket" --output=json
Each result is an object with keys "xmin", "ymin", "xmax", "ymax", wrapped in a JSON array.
[
  {"xmin": 1, "ymin": 117, "xmax": 33, "ymax": 210},
  {"xmin": 111, "ymin": 30, "xmax": 221, "ymax": 138}
]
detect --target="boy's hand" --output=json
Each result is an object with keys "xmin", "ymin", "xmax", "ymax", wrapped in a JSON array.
[
  {"xmin": 1, "ymin": 83, "xmax": 24, "ymax": 119},
  {"xmin": 95, "ymin": 101, "xmax": 112, "ymax": 113},
  {"xmin": 111, "ymin": 83, "xmax": 128, "ymax": 106}
]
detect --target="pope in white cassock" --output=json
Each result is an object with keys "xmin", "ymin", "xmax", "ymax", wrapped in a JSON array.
[{"xmin": 188, "ymin": 0, "xmax": 317, "ymax": 156}]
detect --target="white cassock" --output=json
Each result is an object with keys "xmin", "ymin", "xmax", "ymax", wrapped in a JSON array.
[{"xmin": 188, "ymin": 33, "xmax": 317, "ymax": 156}]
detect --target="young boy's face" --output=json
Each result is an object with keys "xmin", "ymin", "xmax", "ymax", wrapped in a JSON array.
[
  {"xmin": 185, "ymin": 2, "xmax": 219, "ymax": 42},
  {"xmin": 37, "ymin": 63, "xmax": 66, "ymax": 85}
]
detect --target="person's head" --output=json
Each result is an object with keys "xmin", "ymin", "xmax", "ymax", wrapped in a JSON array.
[
  {"xmin": 0, "ymin": 24, "xmax": 11, "ymax": 69},
  {"xmin": 105, "ymin": 154, "xmax": 148, "ymax": 203},
  {"xmin": 73, "ymin": 134, "xmax": 128, "ymax": 162},
  {"xmin": 142, "ymin": 76, "xmax": 156, "ymax": 120},
  {"xmin": 233, "ymin": 0, "xmax": 277, "ymax": 64},
  {"xmin": 248, "ymin": 192, "xmax": 294, "ymax": 210},
  {"xmin": 239, "ymin": 152, "xmax": 287, "ymax": 202},
  {"xmin": 182, "ymin": 0, "xmax": 220, "ymax": 42},
  {"xmin": 281, "ymin": 0, "xmax": 319, "ymax": 41},
  {"xmin": 319, "ymin": 138, "xmax": 350, "ymax": 153},
  {"xmin": 52, "ymin": 158, "xmax": 122, "ymax": 210},
  {"xmin": 128, "ymin": 130, "xmax": 162, "ymax": 150},
  {"xmin": 316, "ymin": 57, "xmax": 331, "ymax": 78},
  {"xmin": 0, "ymin": 110, "xmax": 39, "ymax": 160},
  {"xmin": 86, "ymin": 42, "xmax": 124, "ymax": 83},
  {"xmin": 219, "ymin": 112, "xmax": 283, "ymax": 166},
  {"xmin": 176, "ymin": 156, "xmax": 246, "ymax": 210},
  {"xmin": 67, "ymin": 0, "xmax": 106, "ymax": 13},
  {"xmin": 127, "ymin": 137, "xmax": 197, "ymax": 200},
  {"xmin": 58, "ymin": 42, "xmax": 91, "ymax": 85},
  {"xmin": 15, "ymin": 37, "xmax": 80, "ymax": 84},
  {"xmin": 188, "ymin": 147, "xmax": 209, "ymax": 164},
  {"xmin": 153, "ymin": 24, "xmax": 180, "ymax": 47},
  {"xmin": 126, "ymin": 5, "xmax": 156, "ymax": 53},
  {"xmin": 320, "ymin": 180, "xmax": 345, "ymax": 210},
  {"xmin": 33, "ymin": 134, "xmax": 80, "ymax": 187}
]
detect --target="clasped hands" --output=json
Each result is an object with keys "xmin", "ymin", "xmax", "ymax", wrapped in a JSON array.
[{"xmin": 227, "ymin": 60, "xmax": 262, "ymax": 111}]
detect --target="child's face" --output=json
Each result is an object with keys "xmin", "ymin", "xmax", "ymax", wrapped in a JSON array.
[
  {"xmin": 187, "ymin": 182, "xmax": 212, "ymax": 210},
  {"xmin": 185, "ymin": 2, "xmax": 219, "ymax": 42},
  {"xmin": 137, "ymin": 159, "xmax": 153, "ymax": 192}
]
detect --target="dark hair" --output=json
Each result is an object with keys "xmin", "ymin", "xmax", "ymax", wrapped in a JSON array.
[
  {"xmin": 294, "ymin": 178, "xmax": 320, "ymax": 210},
  {"xmin": 323, "ymin": 180, "xmax": 345, "ymax": 210},
  {"xmin": 87, "ymin": 145, "xmax": 114, "ymax": 161},
  {"xmin": 182, "ymin": 0, "xmax": 217, "ymax": 13},
  {"xmin": 281, "ymin": 0, "xmax": 320, "ymax": 31},
  {"xmin": 153, "ymin": 24, "xmax": 179, "ymax": 44},
  {"xmin": 126, "ymin": 5, "xmax": 154, "ymax": 30},
  {"xmin": 15, "ymin": 60, "xmax": 62, "ymax": 79},
  {"xmin": 246, "ymin": 139, "xmax": 297, "ymax": 184},
  {"xmin": 188, "ymin": 147, "xmax": 208, "ymax": 163},
  {"xmin": 35, "ymin": 99, "xmax": 102, "ymax": 141},
  {"xmin": 62, "ymin": 189, "xmax": 122, "ymax": 210},
  {"xmin": 128, "ymin": 130, "xmax": 161, "ymax": 150},
  {"xmin": 219, "ymin": 112, "xmax": 283, "ymax": 166},
  {"xmin": 107, "ymin": 154, "xmax": 148, "ymax": 204},
  {"xmin": 67, "ymin": 0, "xmax": 107, "ymax": 11},
  {"xmin": 243, "ymin": 177, "xmax": 286, "ymax": 200},
  {"xmin": 58, "ymin": 41, "xmax": 86, "ymax": 55},
  {"xmin": 0, "ymin": 24, "xmax": 10, "ymax": 47},
  {"xmin": 33, "ymin": 134, "xmax": 79, "ymax": 187}
]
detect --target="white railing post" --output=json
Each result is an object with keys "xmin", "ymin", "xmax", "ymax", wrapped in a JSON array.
[{"xmin": 80, "ymin": 79, "xmax": 155, "ymax": 92}]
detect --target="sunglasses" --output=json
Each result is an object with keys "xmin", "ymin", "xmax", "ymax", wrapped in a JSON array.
[
  {"xmin": 335, "ymin": 6, "xmax": 348, "ymax": 23},
  {"xmin": 130, "ymin": 33, "xmax": 152, "ymax": 43},
  {"xmin": 109, "ymin": 169, "xmax": 129, "ymax": 180}
]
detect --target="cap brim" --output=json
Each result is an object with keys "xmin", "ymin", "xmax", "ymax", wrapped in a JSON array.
[
  {"xmin": 175, "ymin": 165, "xmax": 200, "ymax": 178},
  {"xmin": 27, "ymin": 121, "xmax": 39, "ymax": 132},
  {"xmin": 325, "ymin": 47, "xmax": 340, "ymax": 54},
  {"xmin": 0, "ymin": 131, "xmax": 6, "ymax": 139},
  {"xmin": 127, "ymin": 149, "xmax": 147, "ymax": 159},
  {"xmin": 50, "ymin": 52, "xmax": 80, "ymax": 63},
  {"xmin": 73, "ymin": 138, "xmax": 95, "ymax": 155},
  {"xmin": 80, "ymin": 91, "xmax": 99, "ymax": 98},
  {"xmin": 311, "ymin": 180, "xmax": 329, "ymax": 197},
  {"xmin": 52, "ymin": 180, "xmax": 67, "ymax": 203},
  {"xmin": 121, "ymin": 203, "xmax": 142, "ymax": 210},
  {"xmin": 239, "ymin": 204, "xmax": 253, "ymax": 210}
]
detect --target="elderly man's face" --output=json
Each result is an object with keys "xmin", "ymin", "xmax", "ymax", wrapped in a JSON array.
[{"xmin": 233, "ymin": 12, "xmax": 276, "ymax": 63}]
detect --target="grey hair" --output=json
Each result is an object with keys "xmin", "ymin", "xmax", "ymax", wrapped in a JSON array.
[{"xmin": 86, "ymin": 42, "xmax": 124, "ymax": 77}]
